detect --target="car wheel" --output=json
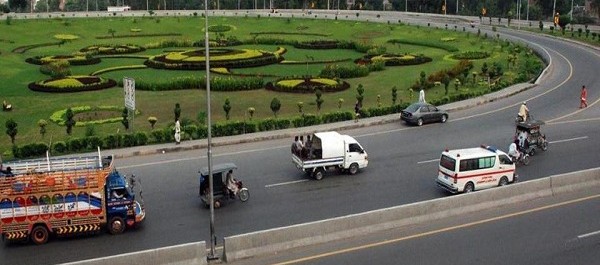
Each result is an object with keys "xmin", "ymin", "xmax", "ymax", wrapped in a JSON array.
[
  {"xmin": 417, "ymin": 118, "xmax": 424, "ymax": 126},
  {"xmin": 463, "ymin": 182, "xmax": 474, "ymax": 193},
  {"xmin": 440, "ymin": 114, "xmax": 448, "ymax": 123}
]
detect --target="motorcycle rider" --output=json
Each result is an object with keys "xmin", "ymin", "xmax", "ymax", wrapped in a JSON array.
[
  {"xmin": 508, "ymin": 142, "xmax": 521, "ymax": 162},
  {"xmin": 518, "ymin": 101, "xmax": 529, "ymax": 122}
]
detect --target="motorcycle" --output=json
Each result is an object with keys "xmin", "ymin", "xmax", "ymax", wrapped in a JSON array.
[
  {"xmin": 510, "ymin": 152, "xmax": 530, "ymax": 166},
  {"xmin": 515, "ymin": 113, "xmax": 531, "ymax": 124}
]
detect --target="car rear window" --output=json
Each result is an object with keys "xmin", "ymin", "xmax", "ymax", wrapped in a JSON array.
[
  {"xmin": 440, "ymin": 155, "xmax": 455, "ymax": 171},
  {"xmin": 406, "ymin": 104, "xmax": 420, "ymax": 112}
]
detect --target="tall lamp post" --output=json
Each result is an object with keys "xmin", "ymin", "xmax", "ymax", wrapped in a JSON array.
[{"xmin": 203, "ymin": 0, "xmax": 217, "ymax": 260}]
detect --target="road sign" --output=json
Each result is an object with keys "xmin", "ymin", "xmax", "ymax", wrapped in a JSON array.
[{"xmin": 124, "ymin": 77, "xmax": 135, "ymax": 110}]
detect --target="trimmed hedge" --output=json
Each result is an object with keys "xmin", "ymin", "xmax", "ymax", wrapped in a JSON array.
[
  {"xmin": 121, "ymin": 75, "xmax": 264, "ymax": 92},
  {"xmin": 387, "ymin": 39, "xmax": 459, "ymax": 52},
  {"xmin": 451, "ymin": 51, "xmax": 490, "ymax": 60}
]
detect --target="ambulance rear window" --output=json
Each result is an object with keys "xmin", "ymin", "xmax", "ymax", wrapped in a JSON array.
[{"xmin": 440, "ymin": 155, "xmax": 455, "ymax": 171}]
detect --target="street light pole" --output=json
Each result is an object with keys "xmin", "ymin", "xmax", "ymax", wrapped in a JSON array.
[
  {"xmin": 203, "ymin": 0, "xmax": 217, "ymax": 260},
  {"xmin": 526, "ymin": 0, "xmax": 529, "ymax": 24},
  {"xmin": 552, "ymin": 0, "xmax": 556, "ymax": 21},
  {"xmin": 570, "ymin": 0, "xmax": 573, "ymax": 20}
]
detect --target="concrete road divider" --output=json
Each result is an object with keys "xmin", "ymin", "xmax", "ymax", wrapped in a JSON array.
[
  {"xmin": 61, "ymin": 241, "xmax": 206, "ymax": 265},
  {"xmin": 223, "ymin": 168, "xmax": 600, "ymax": 262}
]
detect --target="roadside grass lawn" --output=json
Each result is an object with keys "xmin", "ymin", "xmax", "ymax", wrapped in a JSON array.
[{"xmin": 0, "ymin": 15, "xmax": 542, "ymax": 156}]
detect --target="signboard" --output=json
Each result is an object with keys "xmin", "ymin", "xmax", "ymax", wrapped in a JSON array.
[{"xmin": 124, "ymin": 77, "xmax": 135, "ymax": 110}]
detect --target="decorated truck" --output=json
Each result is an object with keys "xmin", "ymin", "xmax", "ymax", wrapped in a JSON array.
[{"xmin": 0, "ymin": 151, "xmax": 145, "ymax": 244}]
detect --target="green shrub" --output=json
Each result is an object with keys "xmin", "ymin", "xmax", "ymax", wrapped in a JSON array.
[
  {"xmin": 103, "ymin": 134, "xmax": 122, "ymax": 149},
  {"xmin": 122, "ymin": 134, "xmax": 137, "ymax": 147},
  {"xmin": 320, "ymin": 111, "xmax": 354, "ymax": 123},
  {"xmin": 52, "ymin": 141, "xmax": 67, "ymax": 154},
  {"xmin": 257, "ymin": 118, "xmax": 292, "ymax": 131},
  {"xmin": 13, "ymin": 143, "xmax": 49, "ymax": 159},
  {"xmin": 135, "ymin": 132, "xmax": 148, "ymax": 146},
  {"xmin": 66, "ymin": 138, "xmax": 85, "ymax": 152},
  {"xmin": 292, "ymin": 114, "xmax": 321, "ymax": 127},
  {"xmin": 86, "ymin": 136, "xmax": 103, "ymax": 150}
]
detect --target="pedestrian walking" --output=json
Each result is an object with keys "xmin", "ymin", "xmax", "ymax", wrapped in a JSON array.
[
  {"xmin": 418, "ymin": 89, "xmax": 426, "ymax": 103},
  {"xmin": 354, "ymin": 100, "xmax": 361, "ymax": 122},
  {"xmin": 174, "ymin": 118, "xmax": 181, "ymax": 144},
  {"xmin": 580, "ymin": 85, "xmax": 587, "ymax": 108}
]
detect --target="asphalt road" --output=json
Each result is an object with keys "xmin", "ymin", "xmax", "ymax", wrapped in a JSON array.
[
  {"xmin": 231, "ymin": 187, "xmax": 600, "ymax": 265},
  {"xmin": 1, "ymin": 11, "xmax": 599, "ymax": 265}
]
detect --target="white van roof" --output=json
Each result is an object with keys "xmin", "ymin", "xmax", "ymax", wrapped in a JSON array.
[{"xmin": 442, "ymin": 146, "xmax": 506, "ymax": 160}]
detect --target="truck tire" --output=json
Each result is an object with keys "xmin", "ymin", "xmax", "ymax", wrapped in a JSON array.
[
  {"xmin": 313, "ymin": 169, "xmax": 324, "ymax": 180},
  {"xmin": 348, "ymin": 163, "xmax": 359, "ymax": 175},
  {"xmin": 108, "ymin": 216, "xmax": 125, "ymax": 235},
  {"xmin": 30, "ymin": 225, "xmax": 49, "ymax": 245}
]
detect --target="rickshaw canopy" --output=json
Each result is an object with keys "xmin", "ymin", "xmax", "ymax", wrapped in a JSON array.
[{"xmin": 199, "ymin": 163, "xmax": 237, "ymax": 177}]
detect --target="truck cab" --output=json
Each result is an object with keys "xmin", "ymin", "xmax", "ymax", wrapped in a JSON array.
[{"xmin": 105, "ymin": 171, "xmax": 145, "ymax": 234}]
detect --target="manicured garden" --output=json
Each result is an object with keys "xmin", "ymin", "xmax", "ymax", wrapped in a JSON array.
[{"xmin": 0, "ymin": 13, "xmax": 544, "ymax": 158}]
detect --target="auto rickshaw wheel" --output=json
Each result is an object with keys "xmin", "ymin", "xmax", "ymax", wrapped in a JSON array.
[
  {"xmin": 239, "ymin": 188, "xmax": 250, "ymax": 202},
  {"xmin": 528, "ymin": 148, "xmax": 536, "ymax": 156},
  {"xmin": 214, "ymin": 200, "xmax": 221, "ymax": 209},
  {"xmin": 541, "ymin": 141, "xmax": 548, "ymax": 151}
]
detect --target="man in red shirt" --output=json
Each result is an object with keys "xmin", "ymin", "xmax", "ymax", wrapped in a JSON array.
[{"xmin": 580, "ymin": 85, "xmax": 587, "ymax": 108}]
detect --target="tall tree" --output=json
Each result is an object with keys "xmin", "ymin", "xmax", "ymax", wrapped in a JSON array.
[{"xmin": 5, "ymin": 119, "xmax": 18, "ymax": 145}]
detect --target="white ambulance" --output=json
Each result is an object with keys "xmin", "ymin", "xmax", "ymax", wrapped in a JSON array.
[{"xmin": 436, "ymin": 145, "xmax": 517, "ymax": 193}]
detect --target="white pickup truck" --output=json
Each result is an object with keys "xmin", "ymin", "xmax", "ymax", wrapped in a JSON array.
[{"xmin": 292, "ymin": 131, "xmax": 368, "ymax": 180}]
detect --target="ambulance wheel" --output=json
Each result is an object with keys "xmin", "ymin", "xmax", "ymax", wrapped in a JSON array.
[
  {"xmin": 498, "ymin": 176, "xmax": 509, "ymax": 187},
  {"xmin": 348, "ymin": 163, "xmax": 359, "ymax": 175},
  {"xmin": 463, "ymin": 182, "xmax": 474, "ymax": 193},
  {"xmin": 314, "ymin": 169, "xmax": 324, "ymax": 180},
  {"xmin": 108, "ymin": 216, "xmax": 125, "ymax": 235},
  {"xmin": 30, "ymin": 225, "xmax": 49, "ymax": 245}
]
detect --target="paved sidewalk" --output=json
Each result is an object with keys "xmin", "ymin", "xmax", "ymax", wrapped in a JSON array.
[{"xmin": 102, "ymin": 82, "xmax": 536, "ymax": 159}]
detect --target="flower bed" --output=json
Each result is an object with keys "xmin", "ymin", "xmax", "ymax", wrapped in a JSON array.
[
  {"xmin": 80, "ymin": 44, "xmax": 146, "ymax": 55},
  {"xmin": 28, "ymin": 75, "xmax": 117, "ymax": 93},
  {"xmin": 50, "ymin": 105, "xmax": 140, "ymax": 127},
  {"xmin": 26, "ymin": 55, "xmax": 101, "ymax": 65},
  {"xmin": 265, "ymin": 77, "xmax": 350, "ymax": 93},
  {"xmin": 145, "ymin": 48, "xmax": 282, "ymax": 70},
  {"xmin": 358, "ymin": 54, "xmax": 433, "ymax": 66}
]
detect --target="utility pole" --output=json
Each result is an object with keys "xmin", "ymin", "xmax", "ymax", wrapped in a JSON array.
[{"xmin": 570, "ymin": 0, "xmax": 573, "ymax": 20}]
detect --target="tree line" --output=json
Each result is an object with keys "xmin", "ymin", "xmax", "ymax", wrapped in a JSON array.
[{"xmin": 2, "ymin": 0, "xmax": 598, "ymax": 20}]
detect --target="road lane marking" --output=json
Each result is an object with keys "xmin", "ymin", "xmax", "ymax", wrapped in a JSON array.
[
  {"xmin": 265, "ymin": 179, "xmax": 310, "ymax": 188},
  {"xmin": 270, "ymin": 194, "xmax": 600, "ymax": 265},
  {"xmin": 577, "ymin": 230, "xmax": 600, "ymax": 239},
  {"xmin": 119, "ymin": 145, "xmax": 288, "ymax": 169},
  {"xmin": 417, "ymin": 159, "xmax": 439, "ymax": 164},
  {"xmin": 548, "ymin": 117, "xmax": 600, "ymax": 125},
  {"xmin": 549, "ymin": 136, "xmax": 588, "ymax": 144}
]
